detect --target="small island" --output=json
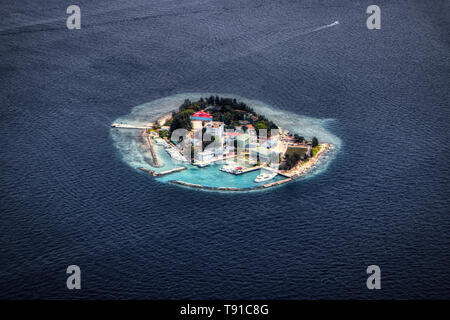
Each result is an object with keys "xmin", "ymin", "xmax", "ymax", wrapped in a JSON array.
[{"xmin": 112, "ymin": 96, "xmax": 332, "ymax": 191}]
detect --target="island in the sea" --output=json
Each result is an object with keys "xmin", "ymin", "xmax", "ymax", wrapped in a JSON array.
[{"xmin": 112, "ymin": 96, "xmax": 332, "ymax": 191}]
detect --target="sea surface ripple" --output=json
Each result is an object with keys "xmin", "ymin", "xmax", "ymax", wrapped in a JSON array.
[{"xmin": 1, "ymin": 0, "xmax": 449, "ymax": 299}]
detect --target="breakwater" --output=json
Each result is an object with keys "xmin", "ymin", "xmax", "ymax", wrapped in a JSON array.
[
  {"xmin": 142, "ymin": 131, "xmax": 161, "ymax": 167},
  {"xmin": 139, "ymin": 166, "xmax": 187, "ymax": 176},
  {"xmin": 169, "ymin": 176, "xmax": 293, "ymax": 191}
]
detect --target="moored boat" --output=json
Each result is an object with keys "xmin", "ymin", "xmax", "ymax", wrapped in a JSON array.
[{"xmin": 254, "ymin": 167, "xmax": 278, "ymax": 182}]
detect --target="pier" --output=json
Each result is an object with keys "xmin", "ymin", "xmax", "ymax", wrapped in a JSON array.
[
  {"xmin": 157, "ymin": 167, "xmax": 187, "ymax": 176},
  {"xmin": 111, "ymin": 122, "xmax": 152, "ymax": 129},
  {"xmin": 139, "ymin": 166, "xmax": 186, "ymax": 177},
  {"xmin": 143, "ymin": 131, "xmax": 161, "ymax": 167},
  {"xmin": 232, "ymin": 165, "xmax": 263, "ymax": 175}
]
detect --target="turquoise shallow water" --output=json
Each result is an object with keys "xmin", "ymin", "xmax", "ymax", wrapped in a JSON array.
[
  {"xmin": 149, "ymin": 138, "xmax": 286, "ymax": 188},
  {"xmin": 151, "ymin": 144, "xmax": 189, "ymax": 173},
  {"xmin": 157, "ymin": 163, "xmax": 286, "ymax": 188}
]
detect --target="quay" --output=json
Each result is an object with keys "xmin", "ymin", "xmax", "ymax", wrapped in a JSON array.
[
  {"xmin": 192, "ymin": 154, "xmax": 238, "ymax": 167},
  {"xmin": 232, "ymin": 165, "xmax": 263, "ymax": 175}
]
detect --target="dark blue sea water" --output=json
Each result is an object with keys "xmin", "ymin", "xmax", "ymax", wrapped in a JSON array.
[{"xmin": 1, "ymin": 0, "xmax": 449, "ymax": 299}]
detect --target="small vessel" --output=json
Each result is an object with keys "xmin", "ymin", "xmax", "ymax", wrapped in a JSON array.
[
  {"xmin": 196, "ymin": 162, "xmax": 210, "ymax": 168},
  {"xmin": 220, "ymin": 164, "xmax": 236, "ymax": 172},
  {"xmin": 233, "ymin": 166, "xmax": 244, "ymax": 174},
  {"xmin": 332, "ymin": 20, "xmax": 339, "ymax": 25},
  {"xmin": 255, "ymin": 173, "xmax": 277, "ymax": 183},
  {"xmin": 254, "ymin": 168, "xmax": 278, "ymax": 183}
]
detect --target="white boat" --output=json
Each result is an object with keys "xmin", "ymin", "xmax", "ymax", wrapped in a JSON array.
[
  {"xmin": 254, "ymin": 168, "xmax": 278, "ymax": 183},
  {"xmin": 255, "ymin": 174, "xmax": 276, "ymax": 183},
  {"xmin": 195, "ymin": 162, "xmax": 210, "ymax": 168},
  {"xmin": 233, "ymin": 166, "xmax": 244, "ymax": 174},
  {"xmin": 220, "ymin": 165, "xmax": 234, "ymax": 172}
]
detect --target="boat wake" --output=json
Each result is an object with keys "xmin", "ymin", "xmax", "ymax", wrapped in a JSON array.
[{"xmin": 310, "ymin": 20, "xmax": 340, "ymax": 33}]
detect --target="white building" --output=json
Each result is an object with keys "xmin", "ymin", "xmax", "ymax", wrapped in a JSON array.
[
  {"xmin": 205, "ymin": 121, "xmax": 224, "ymax": 140},
  {"xmin": 191, "ymin": 111, "xmax": 213, "ymax": 130},
  {"xmin": 194, "ymin": 150, "xmax": 215, "ymax": 163}
]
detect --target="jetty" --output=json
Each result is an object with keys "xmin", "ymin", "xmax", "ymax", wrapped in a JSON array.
[
  {"xmin": 233, "ymin": 165, "xmax": 263, "ymax": 175},
  {"xmin": 139, "ymin": 166, "xmax": 186, "ymax": 177},
  {"xmin": 111, "ymin": 122, "xmax": 152, "ymax": 129},
  {"xmin": 157, "ymin": 167, "xmax": 187, "ymax": 176},
  {"xmin": 143, "ymin": 131, "xmax": 161, "ymax": 167}
]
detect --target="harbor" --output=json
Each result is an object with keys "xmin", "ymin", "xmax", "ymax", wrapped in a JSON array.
[
  {"xmin": 112, "ymin": 96, "xmax": 333, "ymax": 191},
  {"xmin": 137, "ymin": 133, "xmax": 332, "ymax": 190}
]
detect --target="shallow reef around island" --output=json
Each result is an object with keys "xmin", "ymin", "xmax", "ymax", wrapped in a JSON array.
[{"xmin": 111, "ymin": 93, "xmax": 341, "ymax": 191}]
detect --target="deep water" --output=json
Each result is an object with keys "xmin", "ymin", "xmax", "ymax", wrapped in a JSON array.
[{"xmin": 1, "ymin": 0, "xmax": 449, "ymax": 299}]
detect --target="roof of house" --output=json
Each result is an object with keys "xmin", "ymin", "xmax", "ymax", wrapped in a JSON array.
[
  {"xmin": 191, "ymin": 111, "xmax": 212, "ymax": 120},
  {"xmin": 226, "ymin": 132, "xmax": 243, "ymax": 136}
]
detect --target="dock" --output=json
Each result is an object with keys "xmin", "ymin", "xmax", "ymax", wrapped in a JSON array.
[{"xmin": 232, "ymin": 165, "xmax": 263, "ymax": 175}]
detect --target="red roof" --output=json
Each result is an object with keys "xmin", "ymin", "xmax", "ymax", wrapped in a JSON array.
[
  {"xmin": 192, "ymin": 111, "xmax": 212, "ymax": 119},
  {"xmin": 226, "ymin": 132, "xmax": 243, "ymax": 136}
]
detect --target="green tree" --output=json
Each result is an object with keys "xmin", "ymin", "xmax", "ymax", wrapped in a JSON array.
[
  {"xmin": 159, "ymin": 130, "xmax": 168, "ymax": 138},
  {"xmin": 223, "ymin": 112, "xmax": 232, "ymax": 125},
  {"xmin": 153, "ymin": 122, "xmax": 161, "ymax": 130},
  {"xmin": 294, "ymin": 134, "xmax": 305, "ymax": 143},
  {"xmin": 169, "ymin": 109, "xmax": 194, "ymax": 132}
]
